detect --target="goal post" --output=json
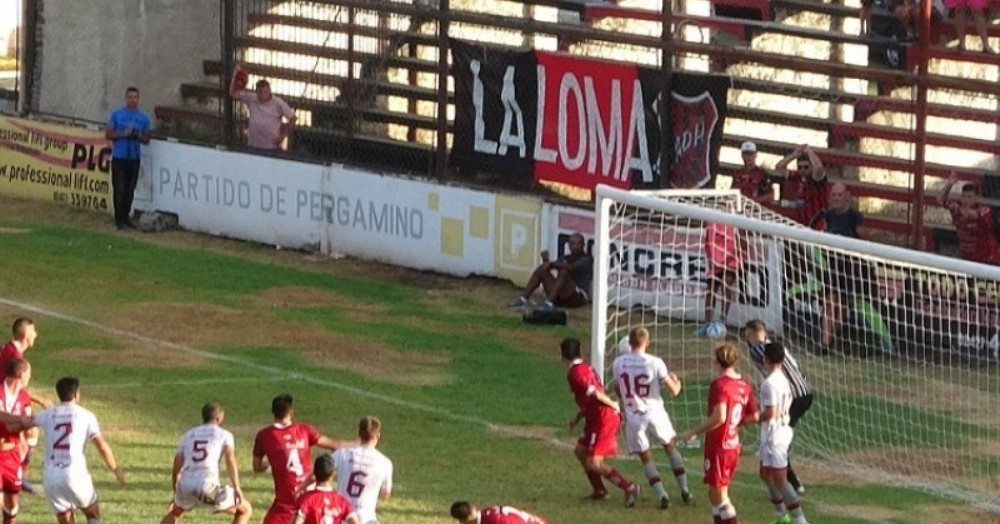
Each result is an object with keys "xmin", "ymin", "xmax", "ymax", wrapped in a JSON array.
[{"xmin": 591, "ymin": 184, "xmax": 1000, "ymax": 509}]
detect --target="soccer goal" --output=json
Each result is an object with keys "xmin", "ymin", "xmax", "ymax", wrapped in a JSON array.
[{"xmin": 591, "ymin": 184, "xmax": 1000, "ymax": 510}]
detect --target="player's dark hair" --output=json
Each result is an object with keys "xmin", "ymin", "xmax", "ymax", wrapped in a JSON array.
[
  {"xmin": 256, "ymin": 79, "xmax": 270, "ymax": 89},
  {"xmin": 450, "ymin": 501, "xmax": 473, "ymax": 520},
  {"xmin": 55, "ymin": 377, "xmax": 80, "ymax": 402},
  {"xmin": 11, "ymin": 318, "xmax": 33, "ymax": 338},
  {"xmin": 125, "ymin": 86, "xmax": 140, "ymax": 94},
  {"xmin": 743, "ymin": 319, "xmax": 767, "ymax": 335},
  {"xmin": 202, "ymin": 402, "xmax": 224, "ymax": 423},
  {"xmin": 271, "ymin": 394, "xmax": 293, "ymax": 419},
  {"xmin": 560, "ymin": 338, "xmax": 581, "ymax": 360},
  {"xmin": 5, "ymin": 358, "xmax": 27, "ymax": 380},
  {"xmin": 359, "ymin": 416, "xmax": 381, "ymax": 441},
  {"xmin": 763, "ymin": 342, "xmax": 786, "ymax": 365},
  {"xmin": 715, "ymin": 343, "xmax": 740, "ymax": 369},
  {"xmin": 313, "ymin": 454, "xmax": 335, "ymax": 483}
]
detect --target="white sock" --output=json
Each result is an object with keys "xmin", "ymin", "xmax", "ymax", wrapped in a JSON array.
[
  {"xmin": 668, "ymin": 449, "xmax": 689, "ymax": 493},
  {"xmin": 642, "ymin": 462, "xmax": 668, "ymax": 499}
]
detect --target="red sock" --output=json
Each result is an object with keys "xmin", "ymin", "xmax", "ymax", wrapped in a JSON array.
[
  {"xmin": 604, "ymin": 468, "xmax": 632, "ymax": 490},
  {"xmin": 586, "ymin": 471, "xmax": 605, "ymax": 493},
  {"xmin": 722, "ymin": 517, "xmax": 739, "ymax": 524},
  {"xmin": 713, "ymin": 515, "xmax": 723, "ymax": 524}
]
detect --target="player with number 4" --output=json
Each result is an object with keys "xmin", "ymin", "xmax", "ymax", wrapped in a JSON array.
[
  {"xmin": 611, "ymin": 326, "xmax": 692, "ymax": 509},
  {"xmin": 254, "ymin": 394, "xmax": 356, "ymax": 524},
  {"xmin": 160, "ymin": 402, "xmax": 252, "ymax": 524}
]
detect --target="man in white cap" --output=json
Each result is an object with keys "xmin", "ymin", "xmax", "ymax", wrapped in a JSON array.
[{"xmin": 731, "ymin": 141, "xmax": 773, "ymax": 204}]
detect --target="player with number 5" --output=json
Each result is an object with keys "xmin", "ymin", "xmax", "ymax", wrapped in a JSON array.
[
  {"xmin": 611, "ymin": 326, "xmax": 692, "ymax": 509},
  {"xmin": 160, "ymin": 402, "xmax": 252, "ymax": 524},
  {"xmin": 254, "ymin": 394, "xmax": 355, "ymax": 524}
]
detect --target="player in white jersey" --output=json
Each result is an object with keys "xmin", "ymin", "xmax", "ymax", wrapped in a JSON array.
[
  {"xmin": 32, "ymin": 377, "xmax": 125, "ymax": 524},
  {"xmin": 331, "ymin": 416, "xmax": 392, "ymax": 524},
  {"xmin": 160, "ymin": 403, "xmax": 252, "ymax": 524},
  {"xmin": 611, "ymin": 326, "xmax": 691, "ymax": 509},
  {"xmin": 757, "ymin": 343, "xmax": 808, "ymax": 524}
]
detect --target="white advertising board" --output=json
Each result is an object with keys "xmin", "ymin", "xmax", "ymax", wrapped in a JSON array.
[{"xmin": 140, "ymin": 141, "xmax": 545, "ymax": 280}]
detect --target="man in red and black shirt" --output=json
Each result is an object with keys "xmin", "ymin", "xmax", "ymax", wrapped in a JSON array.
[
  {"xmin": 939, "ymin": 173, "xmax": 1000, "ymax": 265},
  {"xmin": 731, "ymin": 141, "xmax": 773, "ymax": 205},
  {"xmin": 775, "ymin": 144, "xmax": 828, "ymax": 228}
]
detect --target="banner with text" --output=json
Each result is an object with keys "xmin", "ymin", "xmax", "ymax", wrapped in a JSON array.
[
  {"xmin": 0, "ymin": 116, "xmax": 113, "ymax": 213},
  {"xmin": 451, "ymin": 40, "xmax": 729, "ymax": 191},
  {"xmin": 550, "ymin": 205, "xmax": 784, "ymax": 331}
]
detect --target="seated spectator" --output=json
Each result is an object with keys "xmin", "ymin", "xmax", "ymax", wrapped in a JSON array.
[
  {"xmin": 731, "ymin": 141, "xmax": 774, "ymax": 204},
  {"xmin": 948, "ymin": 0, "xmax": 993, "ymax": 53},
  {"xmin": 939, "ymin": 173, "xmax": 1000, "ymax": 264},
  {"xmin": 813, "ymin": 182, "xmax": 872, "ymax": 348},
  {"xmin": 511, "ymin": 233, "xmax": 593, "ymax": 311},
  {"xmin": 774, "ymin": 144, "xmax": 829, "ymax": 228}
]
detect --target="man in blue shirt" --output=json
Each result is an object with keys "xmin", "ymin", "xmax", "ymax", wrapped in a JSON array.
[{"xmin": 104, "ymin": 87, "xmax": 151, "ymax": 229}]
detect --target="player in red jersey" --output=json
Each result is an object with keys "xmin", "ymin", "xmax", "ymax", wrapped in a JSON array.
[
  {"xmin": 559, "ymin": 338, "xmax": 638, "ymax": 504},
  {"xmin": 449, "ymin": 501, "xmax": 548, "ymax": 524},
  {"xmin": 0, "ymin": 318, "xmax": 49, "ymax": 407},
  {"xmin": 939, "ymin": 173, "xmax": 1000, "ymax": 265},
  {"xmin": 681, "ymin": 343, "xmax": 759, "ymax": 524},
  {"xmin": 0, "ymin": 320, "xmax": 36, "ymax": 384},
  {"xmin": 292, "ymin": 455, "xmax": 359, "ymax": 524},
  {"xmin": 254, "ymin": 394, "xmax": 354, "ymax": 524},
  {"xmin": 0, "ymin": 359, "xmax": 33, "ymax": 524}
]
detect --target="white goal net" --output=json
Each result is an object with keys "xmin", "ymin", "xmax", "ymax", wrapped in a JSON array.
[{"xmin": 591, "ymin": 185, "xmax": 1000, "ymax": 510}]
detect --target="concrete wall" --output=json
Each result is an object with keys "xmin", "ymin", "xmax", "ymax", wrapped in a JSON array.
[{"xmin": 36, "ymin": 0, "xmax": 219, "ymax": 124}]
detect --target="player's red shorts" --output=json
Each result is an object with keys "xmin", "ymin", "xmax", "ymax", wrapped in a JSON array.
[
  {"xmin": 0, "ymin": 449, "xmax": 23, "ymax": 494},
  {"xmin": 577, "ymin": 412, "xmax": 620, "ymax": 457},
  {"xmin": 703, "ymin": 448, "xmax": 740, "ymax": 488},
  {"xmin": 263, "ymin": 502, "xmax": 296, "ymax": 524}
]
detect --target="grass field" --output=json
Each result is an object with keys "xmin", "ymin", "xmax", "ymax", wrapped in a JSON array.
[{"xmin": 0, "ymin": 195, "xmax": 997, "ymax": 524}]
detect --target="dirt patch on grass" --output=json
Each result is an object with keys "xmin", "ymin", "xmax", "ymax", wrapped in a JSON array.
[
  {"xmin": 49, "ymin": 344, "xmax": 208, "ymax": 369},
  {"xmin": 0, "ymin": 227, "xmax": 28, "ymax": 234},
  {"xmin": 109, "ymin": 302, "xmax": 450, "ymax": 387}
]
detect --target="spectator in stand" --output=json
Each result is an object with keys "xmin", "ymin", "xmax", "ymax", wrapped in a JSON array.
[
  {"xmin": 229, "ymin": 65, "xmax": 297, "ymax": 151},
  {"xmin": 860, "ymin": 0, "xmax": 873, "ymax": 35},
  {"xmin": 731, "ymin": 141, "xmax": 774, "ymax": 205},
  {"xmin": 949, "ymin": 0, "xmax": 993, "ymax": 53},
  {"xmin": 812, "ymin": 182, "xmax": 873, "ymax": 349},
  {"xmin": 939, "ymin": 173, "xmax": 1000, "ymax": 264},
  {"xmin": 775, "ymin": 144, "xmax": 828, "ymax": 229}
]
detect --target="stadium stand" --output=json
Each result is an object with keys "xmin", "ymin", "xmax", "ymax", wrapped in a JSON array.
[{"xmin": 152, "ymin": 0, "xmax": 1000, "ymax": 247}]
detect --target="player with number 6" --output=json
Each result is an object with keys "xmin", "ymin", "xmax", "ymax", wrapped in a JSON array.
[
  {"xmin": 253, "ymin": 394, "xmax": 356, "ymax": 524},
  {"xmin": 331, "ymin": 416, "xmax": 393, "ymax": 524}
]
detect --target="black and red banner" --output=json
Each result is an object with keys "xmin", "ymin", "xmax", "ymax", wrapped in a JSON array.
[{"xmin": 451, "ymin": 40, "xmax": 729, "ymax": 191}]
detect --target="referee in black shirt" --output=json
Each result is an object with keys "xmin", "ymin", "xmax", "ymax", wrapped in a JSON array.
[{"xmin": 743, "ymin": 319, "xmax": 814, "ymax": 493}]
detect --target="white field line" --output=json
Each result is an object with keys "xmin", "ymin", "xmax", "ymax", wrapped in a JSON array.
[
  {"xmin": 0, "ymin": 298, "xmax": 988, "ymax": 520},
  {"xmin": 86, "ymin": 376, "xmax": 288, "ymax": 389}
]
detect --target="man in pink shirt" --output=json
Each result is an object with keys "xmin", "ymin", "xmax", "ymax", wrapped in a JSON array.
[{"xmin": 229, "ymin": 66, "xmax": 297, "ymax": 151}]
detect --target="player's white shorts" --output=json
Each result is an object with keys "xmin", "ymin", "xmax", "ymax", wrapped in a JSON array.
[
  {"xmin": 758, "ymin": 427, "xmax": 794, "ymax": 469},
  {"xmin": 624, "ymin": 408, "xmax": 677, "ymax": 454},
  {"xmin": 173, "ymin": 477, "xmax": 237, "ymax": 512},
  {"xmin": 43, "ymin": 465, "xmax": 97, "ymax": 514}
]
